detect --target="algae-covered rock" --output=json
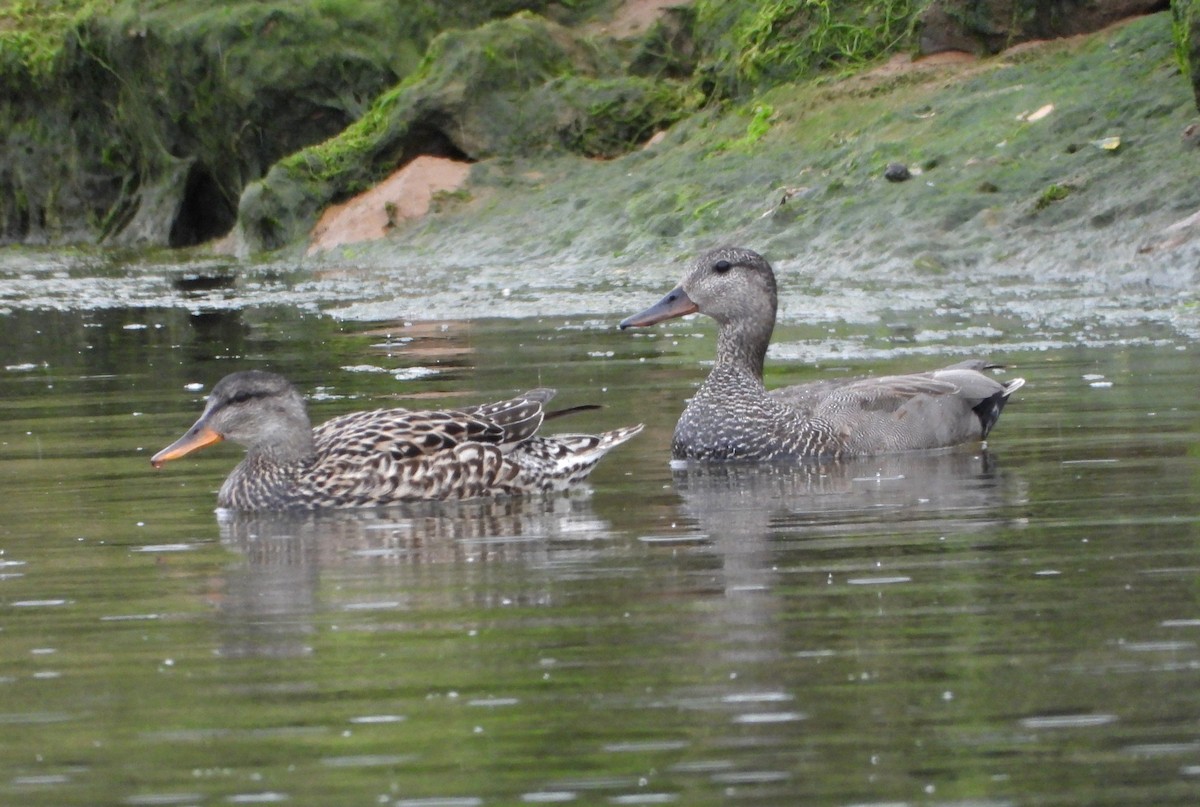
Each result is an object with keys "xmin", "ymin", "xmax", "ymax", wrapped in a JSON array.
[
  {"xmin": 1176, "ymin": 0, "xmax": 1200, "ymax": 111},
  {"xmin": 626, "ymin": 5, "xmax": 700, "ymax": 80},
  {"xmin": 4, "ymin": 0, "xmax": 1195, "ymax": 256},
  {"xmin": 2, "ymin": 2, "xmax": 437, "ymax": 246},
  {"xmin": 918, "ymin": 0, "xmax": 1166, "ymax": 55},
  {"xmin": 235, "ymin": 12, "xmax": 697, "ymax": 253},
  {"xmin": 539, "ymin": 75, "xmax": 700, "ymax": 158},
  {"xmin": 686, "ymin": 1, "xmax": 1170, "ymax": 100},
  {"xmin": 690, "ymin": 0, "xmax": 927, "ymax": 99},
  {"xmin": 0, "ymin": 0, "xmax": 599, "ymax": 248}
]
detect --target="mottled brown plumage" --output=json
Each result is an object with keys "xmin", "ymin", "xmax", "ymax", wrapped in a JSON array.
[
  {"xmin": 151, "ymin": 370, "xmax": 642, "ymax": 510},
  {"xmin": 620, "ymin": 246, "xmax": 1024, "ymax": 461}
]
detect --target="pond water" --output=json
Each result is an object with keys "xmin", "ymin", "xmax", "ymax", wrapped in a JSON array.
[{"xmin": 1, "ymin": 252, "xmax": 1199, "ymax": 806}]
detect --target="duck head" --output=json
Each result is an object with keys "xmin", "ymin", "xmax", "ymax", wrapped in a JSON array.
[
  {"xmin": 151, "ymin": 370, "xmax": 314, "ymax": 468},
  {"xmin": 619, "ymin": 246, "xmax": 777, "ymax": 330}
]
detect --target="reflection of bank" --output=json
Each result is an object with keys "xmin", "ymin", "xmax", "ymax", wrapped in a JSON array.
[{"xmin": 213, "ymin": 495, "xmax": 617, "ymax": 659}]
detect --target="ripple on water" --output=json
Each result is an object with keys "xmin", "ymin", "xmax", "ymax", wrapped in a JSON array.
[
  {"xmin": 0, "ymin": 711, "xmax": 73, "ymax": 724},
  {"xmin": 720, "ymin": 692, "xmax": 794, "ymax": 704},
  {"xmin": 467, "ymin": 697, "xmax": 519, "ymax": 707},
  {"xmin": 845, "ymin": 576, "xmax": 912, "ymax": 586},
  {"xmin": 348, "ymin": 714, "xmax": 406, "ymax": 724},
  {"xmin": 320, "ymin": 754, "xmax": 416, "ymax": 767},
  {"xmin": 730, "ymin": 711, "xmax": 808, "ymax": 724},
  {"xmin": 124, "ymin": 794, "xmax": 205, "ymax": 806},
  {"xmin": 636, "ymin": 534, "xmax": 711, "ymax": 545},
  {"xmin": 342, "ymin": 600, "xmax": 403, "ymax": 611},
  {"xmin": 601, "ymin": 741, "xmax": 689, "ymax": 753},
  {"xmin": 709, "ymin": 770, "xmax": 790, "ymax": 784},
  {"xmin": 520, "ymin": 793, "xmax": 577, "ymax": 803},
  {"xmin": 1019, "ymin": 714, "xmax": 1118, "ymax": 729},
  {"xmin": 1117, "ymin": 640, "xmax": 1197, "ymax": 653},
  {"xmin": 12, "ymin": 774, "xmax": 72, "ymax": 785},
  {"xmin": 1121, "ymin": 741, "xmax": 1200, "ymax": 757},
  {"xmin": 544, "ymin": 777, "xmax": 642, "ymax": 792}
]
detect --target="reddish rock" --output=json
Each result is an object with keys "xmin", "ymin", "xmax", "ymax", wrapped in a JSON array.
[{"xmin": 307, "ymin": 156, "xmax": 470, "ymax": 254}]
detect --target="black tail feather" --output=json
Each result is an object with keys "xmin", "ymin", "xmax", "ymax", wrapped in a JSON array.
[
  {"xmin": 973, "ymin": 379, "xmax": 1023, "ymax": 438},
  {"xmin": 545, "ymin": 404, "xmax": 602, "ymax": 421}
]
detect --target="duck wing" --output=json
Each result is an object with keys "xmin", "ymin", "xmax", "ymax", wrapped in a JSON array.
[
  {"xmin": 768, "ymin": 377, "xmax": 870, "ymax": 416},
  {"xmin": 299, "ymin": 394, "xmax": 640, "ymax": 505},
  {"xmin": 460, "ymin": 388, "xmax": 555, "ymax": 447},
  {"xmin": 313, "ymin": 389, "xmax": 554, "ymax": 461},
  {"xmin": 770, "ymin": 362, "xmax": 1012, "ymax": 415},
  {"xmin": 823, "ymin": 373, "xmax": 962, "ymax": 413},
  {"xmin": 771, "ymin": 363, "xmax": 1023, "ymax": 453}
]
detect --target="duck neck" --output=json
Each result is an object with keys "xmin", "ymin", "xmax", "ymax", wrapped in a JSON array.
[
  {"xmin": 712, "ymin": 316, "xmax": 772, "ymax": 384},
  {"xmin": 248, "ymin": 422, "xmax": 317, "ymax": 467}
]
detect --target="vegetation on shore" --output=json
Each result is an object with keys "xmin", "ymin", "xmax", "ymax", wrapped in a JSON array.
[{"xmin": 1, "ymin": 1, "xmax": 1198, "ymax": 263}]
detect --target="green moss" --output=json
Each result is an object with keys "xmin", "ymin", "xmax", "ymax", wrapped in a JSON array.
[
  {"xmin": 552, "ymin": 75, "xmax": 700, "ymax": 157},
  {"xmin": 2, "ymin": 1, "xmax": 610, "ymax": 247},
  {"xmin": 240, "ymin": 12, "xmax": 625, "ymax": 250},
  {"xmin": 1034, "ymin": 183, "xmax": 1071, "ymax": 210},
  {"xmin": 1173, "ymin": 1, "xmax": 1192, "ymax": 78},
  {"xmin": 430, "ymin": 188, "xmax": 472, "ymax": 214},
  {"xmin": 0, "ymin": 1, "xmax": 115, "ymax": 82},
  {"xmin": 281, "ymin": 86, "xmax": 406, "ymax": 184},
  {"xmin": 693, "ymin": 0, "xmax": 926, "ymax": 99},
  {"xmin": 710, "ymin": 102, "xmax": 776, "ymax": 153},
  {"xmin": 1173, "ymin": 0, "xmax": 1200, "ymax": 110}
]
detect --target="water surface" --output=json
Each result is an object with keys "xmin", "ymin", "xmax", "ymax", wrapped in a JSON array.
[{"xmin": 1, "ymin": 257, "xmax": 1199, "ymax": 806}]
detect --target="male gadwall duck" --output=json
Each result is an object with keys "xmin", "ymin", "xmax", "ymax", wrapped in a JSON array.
[
  {"xmin": 152, "ymin": 370, "xmax": 643, "ymax": 510},
  {"xmin": 620, "ymin": 246, "xmax": 1023, "ymax": 461}
]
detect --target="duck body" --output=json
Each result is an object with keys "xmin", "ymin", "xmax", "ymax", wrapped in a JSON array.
[
  {"xmin": 152, "ymin": 370, "xmax": 643, "ymax": 510},
  {"xmin": 620, "ymin": 246, "xmax": 1023, "ymax": 462}
]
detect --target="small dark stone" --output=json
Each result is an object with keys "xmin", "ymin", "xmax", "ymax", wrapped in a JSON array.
[{"xmin": 884, "ymin": 162, "xmax": 911, "ymax": 182}]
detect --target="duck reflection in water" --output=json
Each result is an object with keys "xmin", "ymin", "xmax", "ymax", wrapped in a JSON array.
[
  {"xmin": 669, "ymin": 449, "xmax": 1025, "ymax": 547},
  {"xmin": 213, "ymin": 495, "xmax": 617, "ymax": 660}
]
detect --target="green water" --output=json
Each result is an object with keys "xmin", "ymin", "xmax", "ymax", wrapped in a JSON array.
[{"xmin": 1, "ymin": 286, "xmax": 1199, "ymax": 805}]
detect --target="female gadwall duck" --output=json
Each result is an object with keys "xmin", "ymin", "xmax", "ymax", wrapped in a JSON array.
[
  {"xmin": 620, "ymin": 246, "xmax": 1023, "ymax": 461},
  {"xmin": 151, "ymin": 370, "xmax": 643, "ymax": 510}
]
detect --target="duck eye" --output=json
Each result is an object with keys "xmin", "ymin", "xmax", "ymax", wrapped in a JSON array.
[
  {"xmin": 228, "ymin": 390, "xmax": 258, "ymax": 406},
  {"xmin": 713, "ymin": 259, "xmax": 732, "ymax": 274}
]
